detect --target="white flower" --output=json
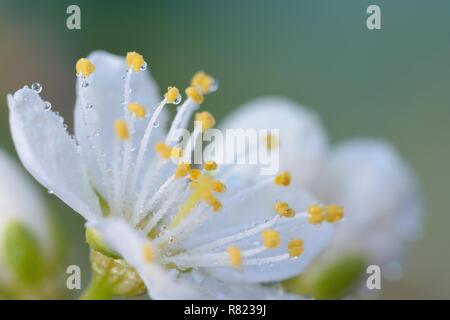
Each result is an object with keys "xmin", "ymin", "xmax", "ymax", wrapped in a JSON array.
[
  {"xmin": 220, "ymin": 100, "xmax": 423, "ymax": 288},
  {"xmin": 315, "ymin": 140, "xmax": 423, "ymax": 273},
  {"xmin": 7, "ymin": 51, "xmax": 343, "ymax": 299},
  {"xmin": 0, "ymin": 149, "xmax": 59, "ymax": 298}
]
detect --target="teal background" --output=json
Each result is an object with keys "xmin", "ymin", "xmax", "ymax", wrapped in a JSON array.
[{"xmin": 0, "ymin": 0, "xmax": 449, "ymax": 298}]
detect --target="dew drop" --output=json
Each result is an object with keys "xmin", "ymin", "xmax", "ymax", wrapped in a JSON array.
[
  {"xmin": 31, "ymin": 82, "xmax": 42, "ymax": 93},
  {"xmin": 174, "ymin": 94, "xmax": 182, "ymax": 105},
  {"xmin": 209, "ymin": 79, "xmax": 219, "ymax": 92},
  {"xmin": 47, "ymin": 190, "xmax": 54, "ymax": 195},
  {"xmin": 140, "ymin": 62, "xmax": 148, "ymax": 71},
  {"xmin": 153, "ymin": 121, "xmax": 160, "ymax": 128},
  {"xmin": 44, "ymin": 101, "xmax": 52, "ymax": 111},
  {"xmin": 81, "ymin": 81, "xmax": 89, "ymax": 88}
]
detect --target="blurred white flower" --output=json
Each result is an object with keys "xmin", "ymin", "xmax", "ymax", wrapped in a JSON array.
[
  {"xmin": 315, "ymin": 140, "xmax": 422, "ymax": 276},
  {"xmin": 0, "ymin": 149, "xmax": 62, "ymax": 298},
  {"xmin": 7, "ymin": 51, "xmax": 343, "ymax": 299},
  {"xmin": 221, "ymin": 100, "xmax": 423, "ymax": 298}
]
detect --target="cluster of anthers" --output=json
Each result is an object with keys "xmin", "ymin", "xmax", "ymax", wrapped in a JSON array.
[{"xmin": 76, "ymin": 51, "xmax": 344, "ymax": 272}]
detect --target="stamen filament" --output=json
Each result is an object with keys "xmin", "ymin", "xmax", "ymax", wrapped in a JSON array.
[{"xmin": 130, "ymin": 98, "xmax": 167, "ymax": 203}]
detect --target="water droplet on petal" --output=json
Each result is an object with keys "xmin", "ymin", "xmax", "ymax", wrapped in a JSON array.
[
  {"xmin": 48, "ymin": 190, "xmax": 54, "ymax": 195},
  {"xmin": 140, "ymin": 62, "xmax": 148, "ymax": 71},
  {"xmin": 174, "ymin": 94, "xmax": 182, "ymax": 105},
  {"xmin": 31, "ymin": 83, "xmax": 42, "ymax": 93},
  {"xmin": 44, "ymin": 101, "xmax": 52, "ymax": 111},
  {"xmin": 81, "ymin": 81, "xmax": 89, "ymax": 88},
  {"xmin": 153, "ymin": 121, "xmax": 160, "ymax": 128}
]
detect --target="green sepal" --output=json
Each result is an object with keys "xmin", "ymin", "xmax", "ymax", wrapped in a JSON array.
[{"xmin": 85, "ymin": 227, "xmax": 121, "ymax": 259}]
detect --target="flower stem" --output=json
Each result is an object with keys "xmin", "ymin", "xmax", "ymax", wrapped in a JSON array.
[{"xmin": 79, "ymin": 274, "xmax": 114, "ymax": 300}]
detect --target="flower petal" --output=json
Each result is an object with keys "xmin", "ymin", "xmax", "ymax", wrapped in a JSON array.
[
  {"xmin": 74, "ymin": 51, "xmax": 166, "ymax": 197},
  {"xmin": 182, "ymin": 184, "xmax": 334, "ymax": 284},
  {"xmin": 317, "ymin": 139, "xmax": 423, "ymax": 266},
  {"xmin": 8, "ymin": 88, "xmax": 101, "ymax": 219},
  {"xmin": 0, "ymin": 149, "xmax": 51, "ymax": 252},
  {"xmin": 217, "ymin": 97, "xmax": 328, "ymax": 187},
  {"xmin": 92, "ymin": 218, "xmax": 303, "ymax": 299}
]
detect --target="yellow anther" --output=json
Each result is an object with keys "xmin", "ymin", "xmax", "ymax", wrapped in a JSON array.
[
  {"xmin": 274, "ymin": 201, "xmax": 296, "ymax": 218},
  {"xmin": 288, "ymin": 239, "xmax": 304, "ymax": 257},
  {"xmin": 127, "ymin": 102, "xmax": 146, "ymax": 118},
  {"xmin": 170, "ymin": 175, "xmax": 215, "ymax": 229},
  {"xmin": 154, "ymin": 142, "xmax": 171, "ymax": 160},
  {"xmin": 185, "ymin": 86, "xmax": 204, "ymax": 104},
  {"xmin": 165, "ymin": 86, "xmax": 180, "ymax": 104},
  {"xmin": 274, "ymin": 171, "xmax": 291, "ymax": 186},
  {"xmin": 325, "ymin": 205, "xmax": 344, "ymax": 223},
  {"xmin": 114, "ymin": 119, "xmax": 129, "ymax": 140},
  {"xmin": 227, "ymin": 246, "xmax": 242, "ymax": 269},
  {"xmin": 204, "ymin": 160, "xmax": 218, "ymax": 171},
  {"xmin": 211, "ymin": 199, "xmax": 223, "ymax": 212},
  {"xmin": 262, "ymin": 229, "xmax": 281, "ymax": 249},
  {"xmin": 200, "ymin": 190, "xmax": 222, "ymax": 212},
  {"xmin": 189, "ymin": 169, "xmax": 202, "ymax": 181},
  {"xmin": 307, "ymin": 204, "xmax": 324, "ymax": 225},
  {"xmin": 171, "ymin": 147, "xmax": 184, "ymax": 159},
  {"xmin": 195, "ymin": 111, "xmax": 215, "ymax": 132},
  {"xmin": 212, "ymin": 180, "xmax": 227, "ymax": 193},
  {"xmin": 142, "ymin": 244, "xmax": 155, "ymax": 262},
  {"xmin": 175, "ymin": 162, "xmax": 191, "ymax": 179},
  {"xmin": 76, "ymin": 58, "xmax": 95, "ymax": 77},
  {"xmin": 126, "ymin": 51, "xmax": 145, "ymax": 72},
  {"xmin": 264, "ymin": 133, "xmax": 279, "ymax": 150},
  {"xmin": 190, "ymin": 71, "xmax": 215, "ymax": 93}
]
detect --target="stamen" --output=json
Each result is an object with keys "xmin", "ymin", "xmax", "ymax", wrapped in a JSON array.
[
  {"xmin": 185, "ymin": 86, "xmax": 204, "ymax": 104},
  {"xmin": 264, "ymin": 133, "xmax": 279, "ymax": 150},
  {"xmin": 195, "ymin": 111, "xmax": 215, "ymax": 132},
  {"xmin": 168, "ymin": 175, "xmax": 215, "ymax": 229},
  {"xmin": 307, "ymin": 204, "xmax": 324, "ymax": 224},
  {"xmin": 142, "ymin": 181, "xmax": 187, "ymax": 234},
  {"xmin": 76, "ymin": 58, "xmax": 95, "ymax": 77},
  {"xmin": 126, "ymin": 51, "xmax": 145, "ymax": 72},
  {"xmin": 165, "ymin": 86, "xmax": 180, "ymax": 104},
  {"xmin": 114, "ymin": 119, "xmax": 130, "ymax": 140},
  {"xmin": 189, "ymin": 169, "xmax": 202, "ymax": 181},
  {"xmin": 142, "ymin": 244, "xmax": 155, "ymax": 262},
  {"xmin": 201, "ymin": 191, "xmax": 222, "ymax": 212},
  {"xmin": 191, "ymin": 71, "xmax": 215, "ymax": 94},
  {"xmin": 128, "ymin": 102, "xmax": 147, "ymax": 118},
  {"xmin": 154, "ymin": 142, "xmax": 171, "ymax": 160},
  {"xmin": 325, "ymin": 205, "xmax": 344, "ymax": 223},
  {"xmin": 170, "ymin": 147, "xmax": 184, "ymax": 159},
  {"xmin": 288, "ymin": 239, "xmax": 304, "ymax": 257},
  {"xmin": 274, "ymin": 201, "xmax": 296, "ymax": 218},
  {"xmin": 153, "ymin": 203, "xmax": 210, "ymax": 247},
  {"xmin": 262, "ymin": 229, "xmax": 281, "ymax": 249},
  {"xmin": 274, "ymin": 171, "xmax": 291, "ymax": 186},
  {"xmin": 165, "ymin": 99, "xmax": 199, "ymax": 145},
  {"xmin": 186, "ymin": 215, "xmax": 283, "ymax": 253},
  {"xmin": 204, "ymin": 160, "xmax": 218, "ymax": 171},
  {"xmin": 175, "ymin": 162, "xmax": 191, "ymax": 179},
  {"xmin": 227, "ymin": 246, "xmax": 242, "ymax": 269},
  {"xmin": 130, "ymin": 98, "xmax": 167, "ymax": 192},
  {"xmin": 212, "ymin": 180, "xmax": 227, "ymax": 193}
]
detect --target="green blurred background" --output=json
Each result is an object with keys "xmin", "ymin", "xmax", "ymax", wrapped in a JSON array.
[{"xmin": 0, "ymin": 0, "xmax": 449, "ymax": 298}]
